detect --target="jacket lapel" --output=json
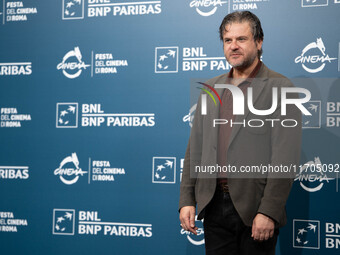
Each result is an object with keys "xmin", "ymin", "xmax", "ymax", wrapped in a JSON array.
[{"xmin": 227, "ymin": 65, "xmax": 269, "ymax": 148}]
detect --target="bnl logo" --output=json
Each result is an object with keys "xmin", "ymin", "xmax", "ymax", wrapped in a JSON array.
[
  {"xmin": 152, "ymin": 157, "xmax": 176, "ymax": 184},
  {"xmin": 56, "ymin": 103, "xmax": 78, "ymax": 128},
  {"xmin": 155, "ymin": 47, "xmax": 178, "ymax": 73},
  {"xmin": 62, "ymin": 0, "xmax": 84, "ymax": 20},
  {"xmin": 53, "ymin": 209, "xmax": 75, "ymax": 235},
  {"xmin": 302, "ymin": 0, "xmax": 329, "ymax": 7},
  {"xmin": 302, "ymin": 101, "xmax": 321, "ymax": 128},
  {"xmin": 293, "ymin": 219, "xmax": 320, "ymax": 249}
]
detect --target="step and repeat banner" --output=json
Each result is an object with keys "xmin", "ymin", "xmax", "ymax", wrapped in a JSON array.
[{"xmin": 1, "ymin": 0, "xmax": 340, "ymax": 254}]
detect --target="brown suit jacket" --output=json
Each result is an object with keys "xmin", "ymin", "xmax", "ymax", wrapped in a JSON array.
[{"xmin": 179, "ymin": 64, "xmax": 302, "ymax": 227}]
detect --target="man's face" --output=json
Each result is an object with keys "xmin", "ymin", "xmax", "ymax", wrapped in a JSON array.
[{"xmin": 222, "ymin": 22, "xmax": 262, "ymax": 69}]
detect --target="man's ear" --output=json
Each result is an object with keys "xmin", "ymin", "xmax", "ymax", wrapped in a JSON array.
[{"xmin": 256, "ymin": 40, "xmax": 263, "ymax": 51}]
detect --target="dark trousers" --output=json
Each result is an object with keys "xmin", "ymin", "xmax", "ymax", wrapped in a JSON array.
[{"xmin": 203, "ymin": 190, "xmax": 279, "ymax": 255}]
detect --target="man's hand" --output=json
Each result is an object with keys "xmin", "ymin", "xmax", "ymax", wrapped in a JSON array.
[
  {"xmin": 251, "ymin": 213, "xmax": 275, "ymax": 241},
  {"xmin": 179, "ymin": 206, "xmax": 198, "ymax": 235}
]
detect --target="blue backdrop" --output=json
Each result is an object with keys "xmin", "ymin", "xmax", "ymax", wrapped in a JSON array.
[{"xmin": 1, "ymin": 0, "xmax": 340, "ymax": 254}]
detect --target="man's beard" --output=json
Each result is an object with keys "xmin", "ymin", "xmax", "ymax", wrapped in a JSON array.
[{"xmin": 227, "ymin": 50, "xmax": 257, "ymax": 69}]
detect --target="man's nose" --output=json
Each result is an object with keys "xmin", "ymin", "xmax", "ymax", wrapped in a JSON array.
[{"xmin": 230, "ymin": 40, "xmax": 239, "ymax": 50}]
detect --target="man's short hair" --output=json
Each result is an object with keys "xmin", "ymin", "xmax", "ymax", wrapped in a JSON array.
[{"xmin": 219, "ymin": 11, "xmax": 264, "ymax": 58}]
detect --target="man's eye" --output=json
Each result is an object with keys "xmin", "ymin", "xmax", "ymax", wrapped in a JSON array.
[
  {"xmin": 225, "ymin": 39, "xmax": 231, "ymax": 43},
  {"xmin": 238, "ymin": 38, "xmax": 246, "ymax": 41}
]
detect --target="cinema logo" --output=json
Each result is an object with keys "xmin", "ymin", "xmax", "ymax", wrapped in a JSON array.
[
  {"xmin": 54, "ymin": 153, "xmax": 87, "ymax": 185},
  {"xmin": 53, "ymin": 209, "xmax": 152, "ymax": 237},
  {"xmin": 295, "ymin": 38, "xmax": 337, "ymax": 73},
  {"xmin": 293, "ymin": 219, "xmax": 340, "ymax": 249},
  {"xmin": 180, "ymin": 215, "xmax": 204, "ymax": 245},
  {"xmin": 54, "ymin": 153, "xmax": 126, "ymax": 185},
  {"xmin": 3, "ymin": 1, "xmax": 37, "ymax": 23},
  {"xmin": 0, "ymin": 62, "xmax": 32, "ymax": 76},
  {"xmin": 155, "ymin": 46, "xmax": 230, "ymax": 73},
  {"xmin": 189, "ymin": 0, "xmax": 227, "ymax": 17},
  {"xmin": 57, "ymin": 47, "xmax": 128, "ymax": 78},
  {"xmin": 200, "ymin": 84, "xmax": 312, "ymax": 128},
  {"xmin": 1, "ymin": 107, "xmax": 32, "ymax": 128},
  {"xmin": 294, "ymin": 157, "xmax": 336, "ymax": 193},
  {"xmin": 57, "ymin": 47, "xmax": 90, "ymax": 79},
  {"xmin": 183, "ymin": 104, "xmax": 197, "ymax": 128},
  {"xmin": 231, "ymin": 0, "xmax": 269, "ymax": 11},
  {"xmin": 0, "ymin": 211, "xmax": 28, "ymax": 233},
  {"xmin": 89, "ymin": 158, "xmax": 125, "ymax": 182}
]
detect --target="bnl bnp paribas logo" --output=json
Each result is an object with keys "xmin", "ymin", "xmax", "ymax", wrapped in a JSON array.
[
  {"xmin": 295, "ymin": 38, "xmax": 337, "ymax": 73},
  {"xmin": 56, "ymin": 103, "xmax": 155, "ymax": 128},
  {"xmin": 155, "ymin": 47, "xmax": 231, "ymax": 73},
  {"xmin": 293, "ymin": 219, "xmax": 340, "ymax": 249},
  {"xmin": 62, "ymin": 0, "xmax": 161, "ymax": 20},
  {"xmin": 53, "ymin": 209, "xmax": 152, "ymax": 237}
]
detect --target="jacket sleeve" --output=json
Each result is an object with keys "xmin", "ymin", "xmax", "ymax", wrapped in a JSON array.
[{"xmin": 178, "ymin": 90, "xmax": 204, "ymax": 211}]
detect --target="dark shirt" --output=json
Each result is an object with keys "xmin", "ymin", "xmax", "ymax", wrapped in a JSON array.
[{"xmin": 217, "ymin": 61, "xmax": 263, "ymax": 184}]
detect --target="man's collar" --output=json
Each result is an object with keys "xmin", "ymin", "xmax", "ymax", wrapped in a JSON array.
[{"xmin": 227, "ymin": 60, "xmax": 262, "ymax": 79}]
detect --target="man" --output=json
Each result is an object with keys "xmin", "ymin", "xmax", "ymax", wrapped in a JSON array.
[{"xmin": 179, "ymin": 11, "xmax": 301, "ymax": 255}]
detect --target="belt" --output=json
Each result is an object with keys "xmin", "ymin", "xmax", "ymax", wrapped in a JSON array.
[{"xmin": 218, "ymin": 182, "xmax": 229, "ymax": 193}]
